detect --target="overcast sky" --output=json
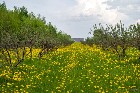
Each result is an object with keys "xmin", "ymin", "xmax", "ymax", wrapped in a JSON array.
[{"xmin": 0, "ymin": 0, "xmax": 140, "ymax": 38}]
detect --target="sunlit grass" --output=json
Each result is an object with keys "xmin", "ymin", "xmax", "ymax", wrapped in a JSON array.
[{"xmin": 0, "ymin": 42, "xmax": 140, "ymax": 93}]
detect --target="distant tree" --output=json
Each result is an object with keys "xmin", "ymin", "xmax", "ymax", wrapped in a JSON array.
[
  {"xmin": 130, "ymin": 23, "xmax": 140, "ymax": 59},
  {"xmin": 88, "ymin": 21, "xmax": 133, "ymax": 59}
]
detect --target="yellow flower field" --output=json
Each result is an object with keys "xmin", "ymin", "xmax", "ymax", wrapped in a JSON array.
[{"xmin": 0, "ymin": 42, "xmax": 140, "ymax": 93}]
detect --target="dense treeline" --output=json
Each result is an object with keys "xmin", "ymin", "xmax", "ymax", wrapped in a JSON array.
[
  {"xmin": 82, "ymin": 21, "xmax": 140, "ymax": 60},
  {"xmin": 0, "ymin": 2, "xmax": 74, "ymax": 67}
]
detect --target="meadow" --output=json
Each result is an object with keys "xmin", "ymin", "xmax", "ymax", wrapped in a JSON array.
[{"xmin": 0, "ymin": 42, "xmax": 140, "ymax": 93}]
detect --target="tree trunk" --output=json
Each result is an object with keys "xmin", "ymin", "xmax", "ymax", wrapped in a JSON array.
[
  {"xmin": 122, "ymin": 47, "xmax": 126, "ymax": 58},
  {"xmin": 138, "ymin": 46, "xmax": 140, "ymax": 60}
]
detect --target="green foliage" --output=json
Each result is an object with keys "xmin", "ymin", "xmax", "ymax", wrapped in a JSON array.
[
  {"xmin": 81, "ymin": 37, "xmax": 94, "ymax": 46},
  {"xmin": 0, "ymin": 2, "xmax": 74, "ymax": 67},
  {"xmin": 85, "ymin": 21, "xmax": 140, "ymax": 60}
]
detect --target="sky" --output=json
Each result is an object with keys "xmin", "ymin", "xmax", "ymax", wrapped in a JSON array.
[{"xmin": 0, "ymin": 0, "xmax": 140, "ymax": 38}]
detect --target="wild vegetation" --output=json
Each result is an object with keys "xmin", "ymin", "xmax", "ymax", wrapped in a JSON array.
[
  {"xmin": 0, "ymin": 2, "xmax": 74, "ymax": 68},
  {"xmin": 83, "ymin": 21, "xmax": 140, "ymax": 60},
  {"xmin": 0, "ymin": 43, "xmax": 140, "ymax": 93},
  {"xmin": 0, "ymin": 2, "xmax": 140, "ymax": 93}
]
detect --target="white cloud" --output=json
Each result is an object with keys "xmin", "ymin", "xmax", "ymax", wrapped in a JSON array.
[
  {"xmin": 71, "ymin": 0, "xmax": 129, "ymax": 24},
  {"xmin": 105, "ymin": 0, "xmax": 140, "ymax": 24}
]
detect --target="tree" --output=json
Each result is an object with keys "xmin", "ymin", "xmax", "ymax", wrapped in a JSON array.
[
  {"xmin": 0, "ymin": 2, "xmax": 74, "ymax": 68},
  {"xmin": 88, "ymin": 21, "xmax": 133, "ymax": 59},
  {"xmin": 130, "ymin": 23, "xmax": 140, "ymax": 59}
]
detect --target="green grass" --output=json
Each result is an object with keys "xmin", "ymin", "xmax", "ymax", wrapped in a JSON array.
[{"xmin": 0, "ymin": 43, "xmax": 140, "ymax": 93}]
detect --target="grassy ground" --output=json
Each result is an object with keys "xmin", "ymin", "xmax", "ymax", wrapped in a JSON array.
[{"xmin": 0, "ymin": 42, "xmax": 140, "ymax": 93}]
